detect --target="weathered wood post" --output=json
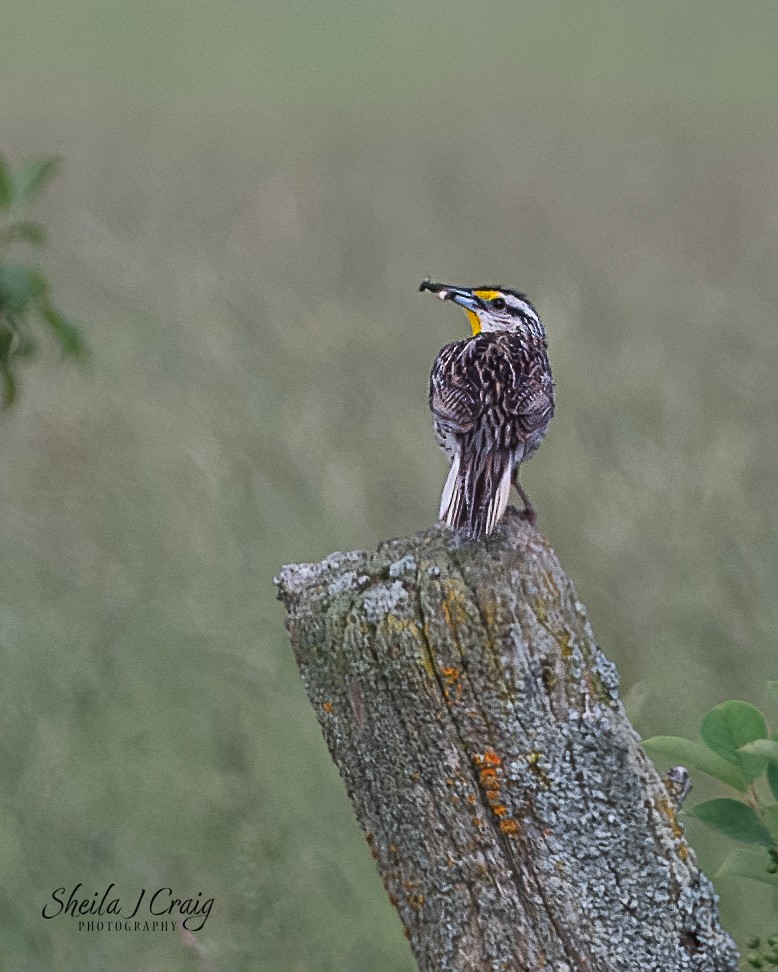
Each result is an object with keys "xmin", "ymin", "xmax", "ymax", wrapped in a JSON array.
[{"xmin": 275, "ymin": 509, "xmax": 737, "ymax": 971}]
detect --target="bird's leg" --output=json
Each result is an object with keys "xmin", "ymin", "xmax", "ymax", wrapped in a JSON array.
[{"xmin": 512, "ymin": 469, "xmax": 537, "ymax": 526}]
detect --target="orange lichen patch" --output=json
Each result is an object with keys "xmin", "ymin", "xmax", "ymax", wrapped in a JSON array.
[
  {"xmin": 472, "ymin": 816, "xmax": 484, "ymax": 828},
  {"xmin": 322, "ymin": 701, "xmax": 333, "ymax": 713},
  {"xmin": 440, "ymin": 666, "xmax": 460, "ymax": 684},
  {"xmin": 473, "ymin": 748, "xmax": 502, "ymax": 769},
  {"xmin": 446, "ymin": 778, "xmax": 454, "ymax": 786},
  {"xmin": 499, "ymin": 819, "xmax": 520, "ymax": 835},
  {"xmin": 407, "ymin": 894, "xmax": 426, "ymax": 911},
  {"xmin": 677, "ymin": 844, "xmax": 689, "ymax": 861},
  {"xmin": 466, "ymin": 794, "xmax": 477, "ymax": 806},
  {"xmin": 542, "ymin": 828, "xmax": 554, "ymax": 837},
  {"xmin": 475, "ymin": 748, "xmax": 513, "ymax": 824}
]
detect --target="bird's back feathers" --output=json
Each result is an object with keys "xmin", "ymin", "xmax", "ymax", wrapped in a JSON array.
[{"xmin": 430, "ymin": 331, "xmax": 554, "ymax": 538}]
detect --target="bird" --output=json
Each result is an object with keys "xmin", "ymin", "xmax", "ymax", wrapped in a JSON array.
[{"xmin": 420, "ymin": 279, "xmax": 554, "ymax": 538}]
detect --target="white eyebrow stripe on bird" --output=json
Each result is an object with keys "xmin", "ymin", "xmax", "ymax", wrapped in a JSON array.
[{"xmin": 505, "ymin": 295, "xmax": 538, "ymax": 319}]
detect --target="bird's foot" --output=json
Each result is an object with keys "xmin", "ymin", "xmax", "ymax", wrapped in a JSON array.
[
  {"xmin": 516, "ymin": 505, "xmax": 537, "ymax": 527},
  {"xmin": 505, "ymin": 504, "xmax": 537, "ymax": 527}
]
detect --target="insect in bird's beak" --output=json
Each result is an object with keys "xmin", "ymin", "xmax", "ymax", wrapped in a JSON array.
[
  {"xmin": 419, "ymin": 279, "xmax": 483, "ymax": 311},
  {"xmin": 420, "ymin": 279, "xmax": 484, "ymax": 335}
]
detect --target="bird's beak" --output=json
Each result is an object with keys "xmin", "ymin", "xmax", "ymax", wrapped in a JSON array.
[
  {"xmin": 419, "ymin": 279, "xmax": 483, "ymax": 311},
  {"xmin": 420, "ymin": 279, "xmax": 484, "ymax": 335}
]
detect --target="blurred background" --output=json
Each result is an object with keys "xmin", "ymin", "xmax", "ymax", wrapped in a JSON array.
[{"xmin": 1, "ymin": 1, "xmax": 777, "ymax": 968}]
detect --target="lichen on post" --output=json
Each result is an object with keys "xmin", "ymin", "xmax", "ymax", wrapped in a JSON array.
[{"xmin": 275, "ymin": 509, "xmax": 738, "ymax": 972}]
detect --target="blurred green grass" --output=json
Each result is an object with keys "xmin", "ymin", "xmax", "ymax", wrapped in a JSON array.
[
  {"xmin": 4, "ymin": 0, "xmax": 778, "ymax": 116},
  {"xmin": 2, "ymin": 3, "xmax": 778, "ymax": 969}
]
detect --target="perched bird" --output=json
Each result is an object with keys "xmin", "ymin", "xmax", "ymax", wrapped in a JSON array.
[{"xmin": 420, "ymin": 280, "xmax": 554, "ymax": 538}]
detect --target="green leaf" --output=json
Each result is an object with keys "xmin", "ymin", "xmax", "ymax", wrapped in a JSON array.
[
  {"xmin": 700, "ymin": 701, "xmax": 768, "ymax": 782},
  {"xmin": 0, "ymin": 152, "xmax": 11, "ymax": 210},
  {"xmin": 11, "ymin": 157, "xmax": 59, "ymax": 209},
  {"xmin": 0, "ymin": 221, "xmax": 47, "ymax": 247},
  {"xmin": 740, "ymin": 739, "xmax": 778, "ymax": 766},
  {"xmin": 641, "ymin": 735, "xmax": 747, "ymax": 791},
  {"xmin": 688, "ymin": 798, "xmax": 775, "ymax": 846},
  {"xmin": 717, "ymin": 848, "xmax": 778, "ymax": 887},
  {"xmin": 40, "ymin": 305, "xmax": 86, "ymax": 358},
  {"xmin": 0, "ymin": 265, "xmax": 47, "ymax": 313}
]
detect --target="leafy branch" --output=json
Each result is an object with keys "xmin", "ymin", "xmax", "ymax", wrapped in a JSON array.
[
  {"xmin": 643, "ymin": 682, "xmax": 778, "ymax": 968},
  {"xmin": 0, "ymin": 152, "xmax": 86, "ymax": 408}
]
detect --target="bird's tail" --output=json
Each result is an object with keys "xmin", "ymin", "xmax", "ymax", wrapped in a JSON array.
[{"xmin": 439, "ymin": 446, "xmax": 513, "ymax": 538}]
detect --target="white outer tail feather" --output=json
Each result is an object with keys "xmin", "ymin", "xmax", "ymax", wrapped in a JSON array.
[
  {"xmin": 439, "ymin": 450, "xmax": 462, "ymax": 525},
  {"xmin": 439, "ymin": 449, "xmax": 513, "ymax": 537},
  {"xmin": 484, "ymin": 461, "xmax": 512, "ymax": 535}
]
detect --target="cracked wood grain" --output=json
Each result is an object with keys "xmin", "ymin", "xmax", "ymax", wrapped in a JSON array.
[{"xmin": 275, "ymin": 509, "xmax": 738, "ymax": 972}]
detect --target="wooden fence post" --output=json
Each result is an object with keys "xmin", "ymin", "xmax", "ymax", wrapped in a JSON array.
[{"xmin": 276, "ymin": 510, "xmax": 738, "ymax": 972}]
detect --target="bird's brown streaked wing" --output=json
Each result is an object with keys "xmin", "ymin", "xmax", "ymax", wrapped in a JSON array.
[
  {"xmin": 428, "ymin": 340, "xmax": 480, "ymax": 434},
  {"xmin": 506, "ymin": 370, "xmax": 555, "ymax": 436}
]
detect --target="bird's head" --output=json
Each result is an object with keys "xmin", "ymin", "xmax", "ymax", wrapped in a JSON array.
[{"xmin": 419, "ymin": 280, "xmax": 544, "ymax": 339}]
